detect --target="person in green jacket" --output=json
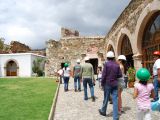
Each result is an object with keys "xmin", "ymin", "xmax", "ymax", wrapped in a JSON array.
[{"xmin": 81, "ymin": 56, "xmax": 95, "ymax": 102}]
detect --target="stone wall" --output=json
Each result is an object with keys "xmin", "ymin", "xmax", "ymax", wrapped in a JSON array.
[
  {"xmin": 45, "ymin": 34, "xmax": 105, "ymax": 76},
  {"xmin": 10, "ymin": 41, "xmax": 31, "ymax": 53},
  {"xmin": 61, "ymin": 27, "xmax": 79, "ymax": 37},
  {"xmin": 105, "ymin": 0, "xmax": 154, "ymax": 46}
]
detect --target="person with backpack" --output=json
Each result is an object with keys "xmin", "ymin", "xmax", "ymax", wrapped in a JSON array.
[
  {"xmin": 73, "ymin": 59, "xmax": 82, "ymax": 92},
  {"xmin": 134, "ymin": 68, "xmax": 155, "ymax": 120},
  {"xmin": 99, "ymin": 51, "xmax": 122, "ymax": 120},
  {"xmin": 63, "ymin": 63, "xmax": 71, "ymax": 92}
]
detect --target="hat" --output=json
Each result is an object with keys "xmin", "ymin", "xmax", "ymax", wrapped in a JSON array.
[
  {"xmin": 118, "ymin": 55, "xmax": 126, "ymax": 61},
  {"xmin": 76, "ymin": 59, "xmax": 80, "ymax": 63},
  {"xmin": 64, "ymin": 63, "xmax": 68, "ymax": 67},
  {"xmin": 106, "ymin": 51, "xmax": 115, "ymax": 58},
  {"xmin": 153, "ymin": 51, "xmax": 160, "ymax": 56},
  {"xmin": 84, "ymin": 56, "xmax": 89, "ymax": 61},
  {"xmin": 136, "ymin": 68, "xmax": 150, "ymax": 81}
]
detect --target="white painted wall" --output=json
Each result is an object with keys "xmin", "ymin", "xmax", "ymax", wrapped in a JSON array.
[{"xmin": 0, "ymin": 53, "xmax": 45, "ymax": 77}]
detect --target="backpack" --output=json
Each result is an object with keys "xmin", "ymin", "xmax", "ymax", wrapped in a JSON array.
[{"xmin": 74, "ymin": 65, "xmax": 81, "ymax": 77}]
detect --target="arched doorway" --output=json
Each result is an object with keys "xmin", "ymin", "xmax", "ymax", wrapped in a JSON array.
[
  {"xmin": 142, "ymin": 12, "xmax": 160, "ymax": 73},
  {"xmin": 121, "ymin": 35, "xmax": 134, "ymax": 68},
  {"xmin": 89, "ymin": 58, "xmax": 98, "ymax": 74},
  {"xmin": 6, "ymin": 60, "xmax": 18, "ymax": 76}
]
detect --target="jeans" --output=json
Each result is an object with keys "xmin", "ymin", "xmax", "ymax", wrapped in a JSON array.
[
  {"xmin": 63, "ymin": 77, "xmax": 69, "ymax": 91},
  {"xmin": 153, "ymin": 76, "xmax": 159, "ymax": 101},
  {"xmin": 83, "ymin": 78, "xmax": 94, "ymax": 99},
  {"xmin": 74, "ymin": 76, "xmax": 81, "ymax": 90},
  {"xmin": 100, "ymin": 84, "xmax": 118, "ymax": 120}
]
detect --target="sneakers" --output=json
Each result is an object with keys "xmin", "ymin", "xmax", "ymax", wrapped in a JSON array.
[
  {"xmin": 84, "ymin": 97, "xmax": 88, "ymax": 100},
  {"xmin": 98, "ymin": 109, "xmax": 106, "ymax": 116}
]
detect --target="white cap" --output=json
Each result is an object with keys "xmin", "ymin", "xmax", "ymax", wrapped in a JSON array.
[
  {"xmin": 106, "ymin": 51, "xmax": 115, "ymax": 58},
  {"xmin": 84, "ymin": 56, "xmax": 89, "ymax": 61},
  {"xmin": 118, "ymin": 55, "xmax": 126, "ymax": 61},
  {"xmin": 76, "ymin": 59, "xmax": 80, "ymax": 63},
  {"xmin": 157, "ymin": 64, "xmax": 160, "ymax": 69},
  {"xmin": 98, "ymin": 64, "xmax": 102, "ymax": 67}
]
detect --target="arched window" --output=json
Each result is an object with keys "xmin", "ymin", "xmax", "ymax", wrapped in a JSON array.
[{"xmin": 142, "ymin": 12, "xmax": 160, "ymax": 72}]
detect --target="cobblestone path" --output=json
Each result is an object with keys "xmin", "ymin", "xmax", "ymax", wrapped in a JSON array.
[{"xmin": 54, "ymin": 79, "xmax": 160, "ymax": 120}]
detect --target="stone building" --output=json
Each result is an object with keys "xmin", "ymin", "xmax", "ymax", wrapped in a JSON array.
[
  {"xmin": 105, "ymin": 0, "xmax": 160, "ymax": 72},
  {"xmin": 46, "ymin": 0, "xmax": 160, "ymax": 76},
  {"xmin": 46, "ymin": 28, "xmax": 105, "ymax": 76}
]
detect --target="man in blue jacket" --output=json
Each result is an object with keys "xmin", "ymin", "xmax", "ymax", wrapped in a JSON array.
[{"xmin": 99, "ymin": 51, "xmax": 122, "ymax": 120}]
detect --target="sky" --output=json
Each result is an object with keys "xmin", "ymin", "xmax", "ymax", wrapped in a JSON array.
[{"xmin": 0, "ymin": 0, "xmax": 131, "ymax": 49}]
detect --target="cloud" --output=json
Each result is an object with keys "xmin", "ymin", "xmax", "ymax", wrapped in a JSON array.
[{"xmin": 0, "ymin": 0, "xmax": 130, "ymax": 49}]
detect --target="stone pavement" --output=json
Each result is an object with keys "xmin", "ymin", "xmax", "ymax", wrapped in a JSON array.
[{"xmin": 54, "ymin": 78, "xmax": 160, "ymax": 120}]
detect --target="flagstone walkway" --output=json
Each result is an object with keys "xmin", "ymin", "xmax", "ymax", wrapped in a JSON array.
[{"xmin": 53, "ymin": 79, "xmax": 160, "ymax": 120}]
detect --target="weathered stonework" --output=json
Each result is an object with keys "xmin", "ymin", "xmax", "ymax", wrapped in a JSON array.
[
  {"xmin": 46, "ymin": 0, "xmax": 159, "ymax": 76},
  {"xmin": 105, "ymin": 0, "xmax": 154, "ymax": 44},
  {"xmin": 105, "ymin": 0, "xmax": 159, "ymax": 71},
  {"xmin": 46, "ymin": 28, "xmax": 105, "ymax": 76},
  {"xmin": 10, "ymin": 41, "xmax": 31, "ymax": 53}
]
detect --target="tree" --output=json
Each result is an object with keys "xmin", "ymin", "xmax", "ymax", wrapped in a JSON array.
[
  {"xmin": 0, "ymin": 37, "xmax": 5, "ymax": 50},
  {"xmin": 32, "ymin": 58, "xmax": 45, "ymax": 76}
]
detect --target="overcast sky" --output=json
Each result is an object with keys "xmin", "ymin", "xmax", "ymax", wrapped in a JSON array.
[{"xmin": 0, "ymin": 0, "xmax": 130, "ymax": 49}]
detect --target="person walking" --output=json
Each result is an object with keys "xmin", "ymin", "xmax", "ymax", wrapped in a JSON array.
[
  {"xmin": 99, "ymin": 51, "xmax": 122, "ymax": 120},
  {"xmin": 73, "ymin": 59, "xmax": 82, "ymax": 92},
  {"xmin": 152, "ymin": 51, "xmax": 160, "ymax": 101},
  {"xmin": 133, "ymin": 68, "xmax": 155, "ymax": 120},
  {"xmin": 57, "ymin": 68, "xmax": 63, "ymax": 84},
  {"xmin": 81, "ymin": 56, "xmax": 95, "ymax": 102},
  {"xmin": 117, "ymin": 55, "xmax": 127, "ymax": 115},
  {"xmin": 97, "ymin": 64, "xmax": 102, "ymax": 88},
  {"xmin": 63, "ymin": 63, "xmax": 71, "ymax": 92}
]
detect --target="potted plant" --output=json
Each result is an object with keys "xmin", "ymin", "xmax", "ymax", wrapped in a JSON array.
[{"xmin": 127, "ymin": 67, "xmax": 136, "ymax": 88}]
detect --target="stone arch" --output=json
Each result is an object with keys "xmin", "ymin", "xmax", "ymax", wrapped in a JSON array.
[
  {"xmin": 116, "ymin": 29, "xmax": 134, "ymax": 67},
  {"xmin": 4, "ymin": 59, "xmax": 19, "ymax": 76},
  {"xmin": 135, "ymin": 0, "xmax": 160, "ymax": 54},
  {"xmin": 106, "ymin": 40, "xmax": 115, "ymax": 52},
  {"xmin": 116, "ymin": 28, "xmax": 133, "ymax": 55}
]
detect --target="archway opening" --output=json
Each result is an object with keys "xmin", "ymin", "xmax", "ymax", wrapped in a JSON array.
[
  {"xmin": 108, "ymin": 44, "xmax": 114, "ymax": 53},
  {"xmin": 6, "ymin": 60, "xmax": 18, "ymax": 76},
  {"xmin": 121, "ymin": 35, "xmax": 134, "ymax": 68},
  {"xmin": 89, "ymin": 58, "xmax": 98, "ymax": 74},
  {"xmin": 142, "ymin": 11, "xmax": 160, "ymax": 73}
]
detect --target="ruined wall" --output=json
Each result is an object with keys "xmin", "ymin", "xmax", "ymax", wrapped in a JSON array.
[
  {"xmin": 61, "ymin": 27, "xmax": 79, "ymax": 37},
  {"xmin": 10, "ymin": 41, "xmax": 31, "ymax": 53},
  {"xmin": 45, "ymin": 36, "xmax": 105, "ymax": 76}
]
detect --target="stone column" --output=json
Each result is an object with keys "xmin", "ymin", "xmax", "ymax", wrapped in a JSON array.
[{"xmin": 133, "ymin": 53, "xmax": 143, "ymax": 70}]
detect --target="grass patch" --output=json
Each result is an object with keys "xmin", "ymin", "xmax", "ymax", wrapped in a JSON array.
[{"xmin": 0, "ymin": 77, "xmax": 58, "ymax": 120}]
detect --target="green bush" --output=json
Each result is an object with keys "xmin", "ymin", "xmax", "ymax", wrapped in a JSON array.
[{"xmin": 32, "ymin": 58, "xmax": 45, "ymax": 76}]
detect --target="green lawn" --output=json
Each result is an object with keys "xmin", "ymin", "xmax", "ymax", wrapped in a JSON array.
[{"xmin": 0, "ymin": 77, "xmax": 58, "ymax": 120}]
